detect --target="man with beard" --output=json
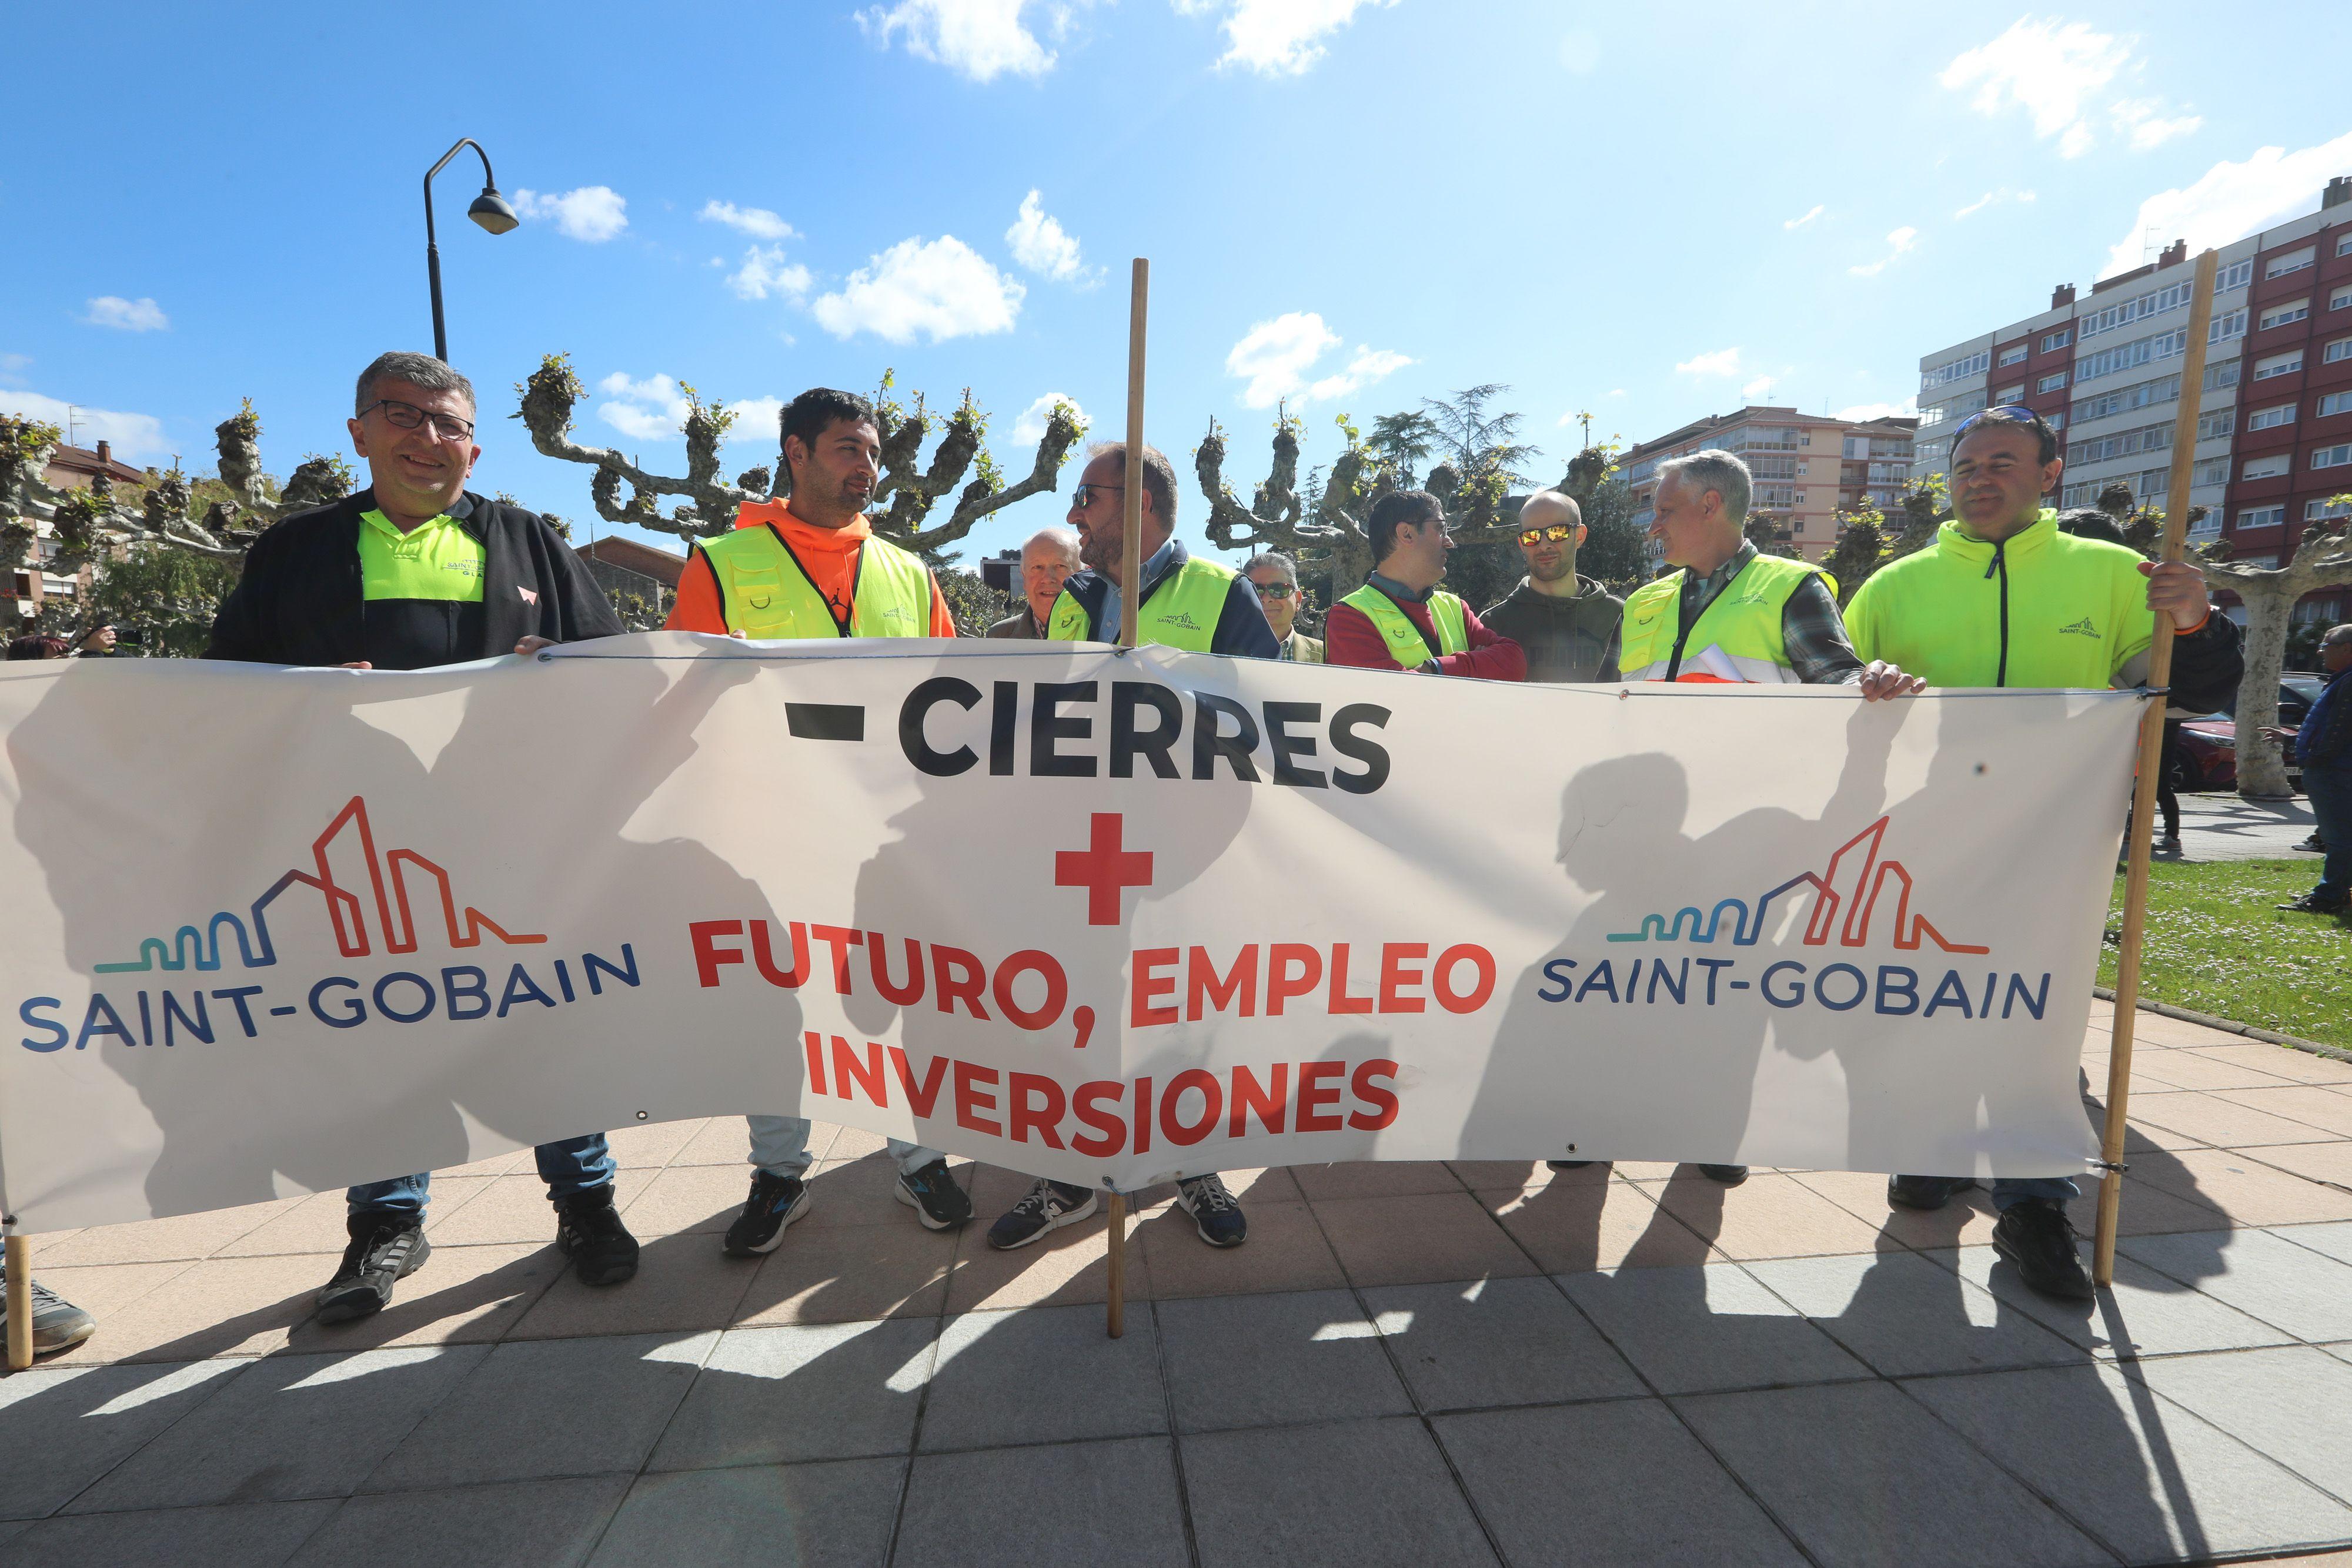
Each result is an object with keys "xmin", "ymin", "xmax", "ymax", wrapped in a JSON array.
[
  {"xmin": 1479, "ymin": 489, "xmax": 1623, "ymax": 683},
  {"xmin": 665, "ymin": 387, "xmax": 975, "ymax": 1254}
]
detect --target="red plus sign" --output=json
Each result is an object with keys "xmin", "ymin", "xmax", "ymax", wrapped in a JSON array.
[{"xmin": 1055, "ymin": 812, "xmax": 1154, "ymax": 927}]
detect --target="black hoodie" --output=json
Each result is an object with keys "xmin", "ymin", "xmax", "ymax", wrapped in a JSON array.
[{"xmin": 1479, "ymin": 575, "xmax": 1625, "ymax": 683}]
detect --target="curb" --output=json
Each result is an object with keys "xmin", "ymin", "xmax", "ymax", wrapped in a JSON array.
[{"xmin": 2094, "ymin": 987, "xmax": 2352, "ymax": 1065}]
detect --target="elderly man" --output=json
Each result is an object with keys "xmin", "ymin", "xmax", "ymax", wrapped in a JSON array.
[
  {"xmin": 1325, "ymin": 490, "xmax": 1525, "ymax": 679},
  {"xmin": 206, "ymin": 350, "xmax": 637, "ymax": 1325},
  {"xmin": 1845, "ymin": 404, "xmax": 2243, "ymax": 1298},
  {"xmin": 2272, "ymin": 623, "xmax": 2352, "ymax": 914},
  {"xmin": 1244, "ymin": 550, "xmax": 1323, "ymax": 662},
  {"xmin": 1479, "ymin": 490, "xmax": 1623, "ymax": 682},
  {"xmin": 988, "ymin": 526, "xmax": 1081, "ymax": 639}
]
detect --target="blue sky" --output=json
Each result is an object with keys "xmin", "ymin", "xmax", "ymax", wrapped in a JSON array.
[{"xmin": 7, "ymin": 1, "xmax": 2349, "ymax": 566}]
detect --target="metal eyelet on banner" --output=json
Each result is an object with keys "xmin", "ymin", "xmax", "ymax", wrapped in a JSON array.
[{"xmin": 635, "ymin": 1111, "xmax": 649, "ymax": 1121}]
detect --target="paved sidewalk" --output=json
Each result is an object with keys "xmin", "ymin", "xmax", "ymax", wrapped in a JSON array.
[
  {"xmin": 2169, "ymin": 792, "xmax": 2318, "ymax": 862},
  {"xmin": 10, "ymin": 1001, "xmax": 2352, "ymax": 1566}
]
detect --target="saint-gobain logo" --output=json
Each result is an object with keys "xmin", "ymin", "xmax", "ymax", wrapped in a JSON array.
[{"xmin": 2057, "ymin": 617, "xmax": 2101, "ymax": 638}]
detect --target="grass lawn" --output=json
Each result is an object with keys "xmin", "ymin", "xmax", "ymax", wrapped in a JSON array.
[{"xmin": 2100, "ymin": 857, "xmax": 2352, "ymax": 1049}]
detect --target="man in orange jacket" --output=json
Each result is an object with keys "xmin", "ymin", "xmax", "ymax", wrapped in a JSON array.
[{"xmin": 666, "ymin": 387, "xmax": 968, "ymax": 1253}]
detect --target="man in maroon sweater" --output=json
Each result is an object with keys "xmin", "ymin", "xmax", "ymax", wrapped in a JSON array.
[{"xmin": 1325, "ymin": 490, "xmax": 1526, "ymax": 680}]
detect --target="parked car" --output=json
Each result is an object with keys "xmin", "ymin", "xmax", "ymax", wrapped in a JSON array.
[{"xmin": 2174, "ymin": 674, "xmax": 2318, "ymax": 793}]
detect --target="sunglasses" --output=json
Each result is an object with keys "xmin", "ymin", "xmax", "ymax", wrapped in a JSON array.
[
  {"xmin": 1251, "ymin": 580, "xmax": 1298, "ymax": 599},
  {"xmin": 362, "ymin": 397, "xmax": 475, "ymax": 442},
  {"xmin": 1070, "ymin": 482, "xmax": 1125, "ymax": 509},
  {"xmin": 1953, "ymin": 403, "xmax": 2039, "ymax": 437},
  {"xmin": 1518, "ymin": 524, "xmax": 1575, "ymax": 547}
]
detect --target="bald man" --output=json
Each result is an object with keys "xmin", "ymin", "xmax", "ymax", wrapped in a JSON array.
[
  {"xmin": 1479, "ymin": 490, "xmax": 1625, "ymax": 683},
  {"xmin": 988, "ymin": 526, "xmax": 1082, "ymax": 639}
]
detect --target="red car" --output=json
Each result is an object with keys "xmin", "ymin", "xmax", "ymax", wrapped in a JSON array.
[{"xmin": 2173, "ymin": 674, "xmax": 2322, "ymax": 793}]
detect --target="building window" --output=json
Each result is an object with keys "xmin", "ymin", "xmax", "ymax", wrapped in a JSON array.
[
  {"xmin": 2206, "ymin": 361, "xmax": 2242, "ymax": 390},
  {"xmin": 1999, "ymin": 344, "xmax": 2029, "ymax": 367},
  {"xmin": 2339, "ymin": 232, "xmax": 2352, "ymax": 258},
  {"xmin": 2308, "ymin": 497, "xmax": 2352, "ymax": 522},
  {"xmin": 1922, "ymin": 349, "xmax": 1991, "ymax": 391},
  {"xmin": 2325, "ymin": 337, "xmax": 2352, "ymax": 365},
  {"xmin": 2042, "ymin": 329, "xmax": 2073, "ymax": 352},
  {"xmin": 2216, "ymin": 259, "xmax": 2254, "ymax": 292},
  {"xmin": 2316, "ymin": 443, "xmax": 2352, "ymax": 470},
  {"xmin": 2334, "ymin": 285, "xmax": 2352, "ymax": 312},
  {"xmin": 2037, "ymin": 371, "xmax": 2067, "ymax": 393},
  {"xmin": 2212, "ymin": 308, "xmax": 2248, "ymax": 343},
  {"xmin": 2243, "ymin": 454, "xmax": 2291, "ymax": 480},
  {"xmin": 2046, "ymin": 411, "xmax": 2066, "ymax": 432},
  {"xmin": 2321, "ymin": 392, "xmax": 2352, "ymax": 419},
  {"xmin": 2259, "ymin": 299, "xmax": 2311, "ymax": 332},
  {"xmin": 2197, "ymin": 409, "xmax": 2236, "ymax": 440},
  {"xmin": 2069, "ymin": 420, "xmax": 2172, "ymax": 466},
  {"xmin": 2265, "ymin": 247, "xmax": 2316, "ymax": 279},
  {"xmin": 2079, "ymin": 277, "xmax": 2194, "ymax": 339},
  {"xmin": 2247, "ymin": 403, "xmax": 2297, "ymax": 431},
  {"xmin": 2187, "ymin": 510, "xmax": 2223, "ymax": 540},
  {"xmin": 1994, "ymin": 383, "xmax": 2026, "ymax": 402},
  {"xmin": 2193, "ymin": 456, "xmax": 2230, "ymax": 487},
  {"xmin": 2254, "ymin": 351, "xmax": 2305, "ymax": 381},
  {"xmin": 2236, "ymin": 505, "xmax": 2287, "ymax": 530},
  {"xmin": 2073, "ymin": 372, "xmax": 2180, "ymax": 423}
]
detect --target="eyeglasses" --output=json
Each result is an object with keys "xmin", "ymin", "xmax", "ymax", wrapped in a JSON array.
[
  {"xmin": 363, "ymin": 397, "xmax": 475, "ymax": 442},
  {"xmin": 1250, "ymin": 580, "xmax": 1298, "ymax": 599},
  {"xmin": 1070, "ymin": 482, "xmax": 1125, "ymax": 509},
  {"xmin": 1953, "ymin": 403, "xmax": 2039, "ymax": 437},
  {"xmin": 1518, "ymin": 524, "xmax": 1575, "ymax": 546}
]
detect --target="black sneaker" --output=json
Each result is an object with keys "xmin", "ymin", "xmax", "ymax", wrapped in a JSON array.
[
  {"xmin": 723, "ymin": 1170, "xmax": 809, "ymax": 1258},
  {"xmin": 2294, "ymin": 833, "xmax": 2325, "ymax": 853},
  {"xmin": 1697, "ymin": 1164, "xmax": 1749, "ymax": 1186},
  {"xmin": 554, "ymin": 1185, "xmax": 639, "ymax": 1286},
  {"xmin": 1177, "ymin": 1174, "xmax": 1248, "ymax": 1248},
  {"xmin": 2157, "ymin": 832, "xmax": 2183, "ymax": 852},
  {"xmin": 0, "ymin": 1267, "xmax": 97, "ymax": 1356},
  {"xmin": 1888, "ymin": 1174, "xmax": 1975, "ymax": 1211},
  {"xmin": 1993, "ymin": 1197, "xmax": 2093, "ymax": 1300},
  {"xmin": 895, "ymin": 1159, "xmax": 973, "ymax": 1231},
  {"xmin": 315, "ymin": 1212, "xmax": 430, "ymax": 1325},
  {"xmin": 2278, "ymin": 892, "xmax": 2350, "ymax": 914},
  {"xmin": 987, "ymin": 1180, "xmax": 1096, "ymax": 1250}
]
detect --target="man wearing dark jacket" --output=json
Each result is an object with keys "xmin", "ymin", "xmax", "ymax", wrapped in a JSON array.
[
  {"xmin": 2271, "ymin": 623, "xmax": 2352, "ymax": 914},
  {"xmin": 1480, "ymin": 490, "xmax": 1623, "ymax": 682},
  {"xmin": 206, "ymin": 350, "xmax": 638, "ymax": 1326}
]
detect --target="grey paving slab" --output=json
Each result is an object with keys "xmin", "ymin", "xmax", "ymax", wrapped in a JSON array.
[
  {"xmin": 5, "ymin": 1498, "xmax": 338, "ymax": 1568},
  {"xmin": 1558, "ymin": 1263, "xmax": 1870, "ymax": 1395},
  {"xmin": 69, "ymin": 1345, "xmax": 490, "ymax": 1512},
  {"xmin": 1933, "ymin": 1245, "xmax": 2297, "ymax": 1358},
  {"xmin": 1907, "ymin": 1361, "xmax": 2352, "ymax": 1563},
  {"xmin": 1742, "ymin": 1251, "xmax": 2087, "ymax": 1378},
  {"xmin": 1182, "ymin": 1416, "xmax": 1499, "ymax": 1568},
  {"xmin": 1678, "ymin": 1380, "xmax": 2110, "ymax": 1568},
  {"xmin": 2120, "ymin": 1228, "xmax": 2352, "ymax": 1343},
  {"xmin": 292, "ymin": 1475, "xmax": 632, "ymax": 1567},
  {"xmin": 1157, "ymin": 1288, "xmax": 1412, "ymax": 1433},
  {"xmin": 895, "ymin": 1436, "xmax": 1188, "ymax": 1568},
  {"xmin": 363, "ymin": 1332, "xmax": 713, "ymax": 1491},
  {"xmin": 587, "ymin": 1456, "xmax": 904, "ymax": 1568},
  {"xmin": 1363, "ymin": 1276, "xmax": 1646, "ymax": 1411},
  {"xmin": 0, "ymin": 1357, "xmax": 245, "ymax": 1519},
  {"xmin": 2127, "ymin": 1346, "xmax": 2352, "ymax": 1505},
  {"xmin": 646, "ymin": 1319, "xmax": 933, "ymax": 1472},
  {"xmin": 917, "ymin": 1302, "xmax": 1165, "ymax": 1452},
  {"xmin": 2282, "ymin": 1220, "xmax": 2352, "ymax": 1267},
  {"xmin": 1436, "ymin": 1401, "xmax": 1806, "ymax": 1567}
]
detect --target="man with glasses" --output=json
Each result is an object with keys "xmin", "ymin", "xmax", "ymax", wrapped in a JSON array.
[
  {"xmin": 1325, "ymin": 490, "xmax": 1526, "ymax": 680},
  {"xmin": 988, "ymin": 526, "xmax": 1082, "ymax": 640},
  {"xmin": 1244, "ymin": 551, "xmax": 1324, "ymax": 662},
  {"xmin": 206, "ymin": 350, "xmax": 639, "ymax": 1325},
  {"xmin": 1843, "ymin": 404, "xmax": 2241, "ymax": 1299},
  {"xmin": 1479, "ymin": 490, "xmax": 1624, "ymax": 683}
]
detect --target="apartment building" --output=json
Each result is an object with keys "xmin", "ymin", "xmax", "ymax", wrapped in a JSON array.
[
  {"xmin": 1913, "ymin": 175, "xmax": 2352, "ymax": 622},
  {"xmin": 1616, "ymin": 406, "xmax": 1918, "ymax": 563}
]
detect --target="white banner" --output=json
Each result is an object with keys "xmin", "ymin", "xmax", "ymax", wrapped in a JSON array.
[{"xmin": 0, "ymin": 636, "xmax": 2136, "ymax": 1233}]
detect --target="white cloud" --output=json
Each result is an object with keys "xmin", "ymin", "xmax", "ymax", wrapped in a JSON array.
[
  {"xmin": 1836, "ymin": 397, "xmax": 1919, "ymax": 423},
  {"xmin": 812, "ymin": 235, "xmax": 1024, "ymax": 344},
  {"xmin": 1848, "ymin": 226, "xmax": 1919, "ymax": 278},
  {"xmin": 82, "ymin": 296, "xmax": 168, "ymax": 332},
  {"xmin": 1178, "ymin": 0, "xmax": 1395, "ymax": 77},
  {"xmin": 699, "ymin": 200, "xmax": 796, "ymax": 241},
  {"xmin": 1742, "ymin": 376, "xmax": 1778, "ymax": 402},
  {"xmin": 0, "ymin": 387, "xmax": 169, "ymax": 461},
  {"xmin": 1955, "ymin": 186, "xmax": 2036, "ymax": 219},
  {"xmin": 1783, "ymin": 204, "xmax": 1823, "ymax": 230},
  {"xmin": 858, "ymin": 0, "xmax": 1076, "ymax": 81},
  {"xmin": 0, "ymin": 351, "xmax": 29, "ymax": 382},
  {"xmin": 2100, "ymin": 130, "xmax": 2352, "ymax": 279},
  {"xmin": 1940, "ymin": 18, "xmax": 2197, "ymax": 159},
  {"xmin": 1675, "ymin": 347, "xmax": 1742, "ymax": 378},
  {"xmin": 1005, "ymin": 189, "xmax": 1093, "ymax": 283},
  {"xmin": 1011, "ymin": 392, "xmax": 1088, "ymax": 445},
  {"xmin": 726, "ymin": 245, "xmax": 813, "ymax": 302},
  {"xmin": 1223, "ymin": 312, "xmax": 1408, "ymax": 408},
  {"xmin": 1556, "ymin": 29, "xmax": 1599, "ymax": 74},
  {"xmin": 594, "ymin": 373, "xmax": 781, "ymax": 447},
  {"xmin": 512, "ymin": 186, "xmax": 629, "ymax": 242},
  {"xmin": 2109, "ymin": 98, "xmax": 2201, "ymax": 151},
  {"xmin": 1606, "ymin": 388, "xmax": 1626, "ymax": 397},
  {"xmin": 727, "ymin": 396, "xmax": 786, "ymax": 445}
]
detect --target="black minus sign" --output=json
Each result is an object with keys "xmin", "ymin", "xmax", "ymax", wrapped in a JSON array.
[
  {"xmin": 1729, "ymin": 981, "xmax": 1750, "ymax": 990},
  {"xmin": 786, "ymin": 703, "xmax": 866, "ymax": 741},
  {"xmin": 270, "ymin": 1006, "xmax": 298, "ymax": 1016}
]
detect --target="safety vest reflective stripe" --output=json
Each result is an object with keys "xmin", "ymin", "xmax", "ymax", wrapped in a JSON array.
[
  {"xmin": 697, "ymin": 524, "xmax": 933, "ymax": 640},
  {"xmin": 1337, "ymin": 585, "xmax": 1469, "ymax": 664},
  {"xmin": 1046, "ymin": 557, "xmax": 1238, "ymax": 651},
  {"xmin": 1616, "ymin": 554, "xmax": 1825, "ymax": 684}
]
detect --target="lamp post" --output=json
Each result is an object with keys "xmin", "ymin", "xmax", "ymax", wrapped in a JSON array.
[{"xmin": 423, "ymin": 138, "xmax": 518, "ymax": 364}]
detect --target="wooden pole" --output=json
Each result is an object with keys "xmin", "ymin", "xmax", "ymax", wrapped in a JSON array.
[
  {"xmin": 5, "ymin": 1231, "xmax": 31, "ymax": 1371},
  {"xmin": 1106, "ymin": 256, "xmax": 1148, "ymax": 1339},
  {"xmin": 2095, "ymin": 246, "xmax": 2218, "ymax": 1286}
]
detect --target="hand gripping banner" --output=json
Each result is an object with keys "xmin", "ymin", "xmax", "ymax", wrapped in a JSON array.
[{"xmin": 0, "ymin": 635, "xmax": 2134, "ymax": 1232}]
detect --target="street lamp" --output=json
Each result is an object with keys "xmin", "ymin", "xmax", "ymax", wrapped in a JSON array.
[{"xmin": 423, "ymin": 138, "xmax": 518, "ymax": 363}]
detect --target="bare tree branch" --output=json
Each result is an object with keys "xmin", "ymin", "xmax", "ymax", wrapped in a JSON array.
[{"xmin": 2196, "ymin": 519, "xmax": 2352, "ymax": 797}]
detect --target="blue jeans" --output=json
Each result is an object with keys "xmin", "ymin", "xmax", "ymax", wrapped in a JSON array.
[
  {"xmin": 2306, "ymin": 765, "xmax": 2351, "ymax": 905},
  {"xmin": 347, "ymin": 1133, "xmax": 615, "ymax": 1217},
  {"xmin": 745, "ymin": 1116, "xmax": 937, "ymax": 1178}
]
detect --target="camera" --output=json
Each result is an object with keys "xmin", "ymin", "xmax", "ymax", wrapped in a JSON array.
[{"xmin": 114, "ymin": 627, "xmax": 145, "ymax": 646}]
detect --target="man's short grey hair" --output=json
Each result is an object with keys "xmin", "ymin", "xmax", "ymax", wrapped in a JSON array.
[
  {"xmin": 1021, "ymin": 525, "xmax": 1081, "ymax": 562},
  {"xmin": 1242, "ymin": 550, "xmax": 1298, "ymax": 584},
  {"xmin": 355, "ymin": 352, "xmax": 476, "ymax": 417},
  {"xmin": 1658, "ymin": 449, "xmax": 1751, "ymax": 526},
  {"xmin": 2326, "ymin": 623, "xmax": 2352, "ymax": 644}
]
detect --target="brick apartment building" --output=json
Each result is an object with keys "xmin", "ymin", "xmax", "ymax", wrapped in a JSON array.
[
  {"xmin": 1912, "ymin": 174, "xmax": 2352, "ymax": 627},
  {"xmin": 574, "ymin": 534, "xmax": 685, "ymax": 609},
  {"xmin": 1616, "ymin": 406, "xmax": 1919, "ymax": 564},
  {"xmin": 5, "ymin": 438, "xmax": 145, "ymax": 621}
]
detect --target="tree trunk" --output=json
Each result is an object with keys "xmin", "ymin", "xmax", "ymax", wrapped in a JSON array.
[{"xmin": 2233, "ymin": 584, "xmax": 2296, "ymax": 798}]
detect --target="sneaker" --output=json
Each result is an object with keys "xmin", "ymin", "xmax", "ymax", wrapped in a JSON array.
[
  {"xmin": 0, "ymin": 1268, "xmax": 97, "ymax": 1356},
  {"xmin": 723, "ymin": 1170, "xmax": 810, "ymax": 1258},
  {"xmin": 987, "ymin": 1179, "xmax": 1096, "ymax": 1251},
  {"xmin": 1177, "ymin": 1174, "xmax": 1248, "ymax": 1248},
  {"xmin": 2294, "ymin": 833, "xmax": 2325, "ymax": 853},
  {"xmin": 2278, "ymin": 892, "xmax": 2350, "ymax": 914},
  {"xmin": 1992, "ymin": 1197, "xmax": 2093, "ymax": 1300},
  {"xmin": 554, "ymin": 1185, "xmax": 640, "ymax": 1286},
  {"xmin": 895, "ymin": 1158, "xmax": 974, "ymax": 1231},
  {"xmin": 1888, "ymin": 1174, "xmax": 1975, "ymax": 1211},
  {"xmin": 2157, "ymin": 832, "xmax": 2183, "ymax": 852},
  {"xmin": 1697, "ymin": 1164, "xmax": 1749, "ymax": 1186},
  {"xmin": 315, "ymin": 1212, "xmax": 430, "ymax": 1325}
]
